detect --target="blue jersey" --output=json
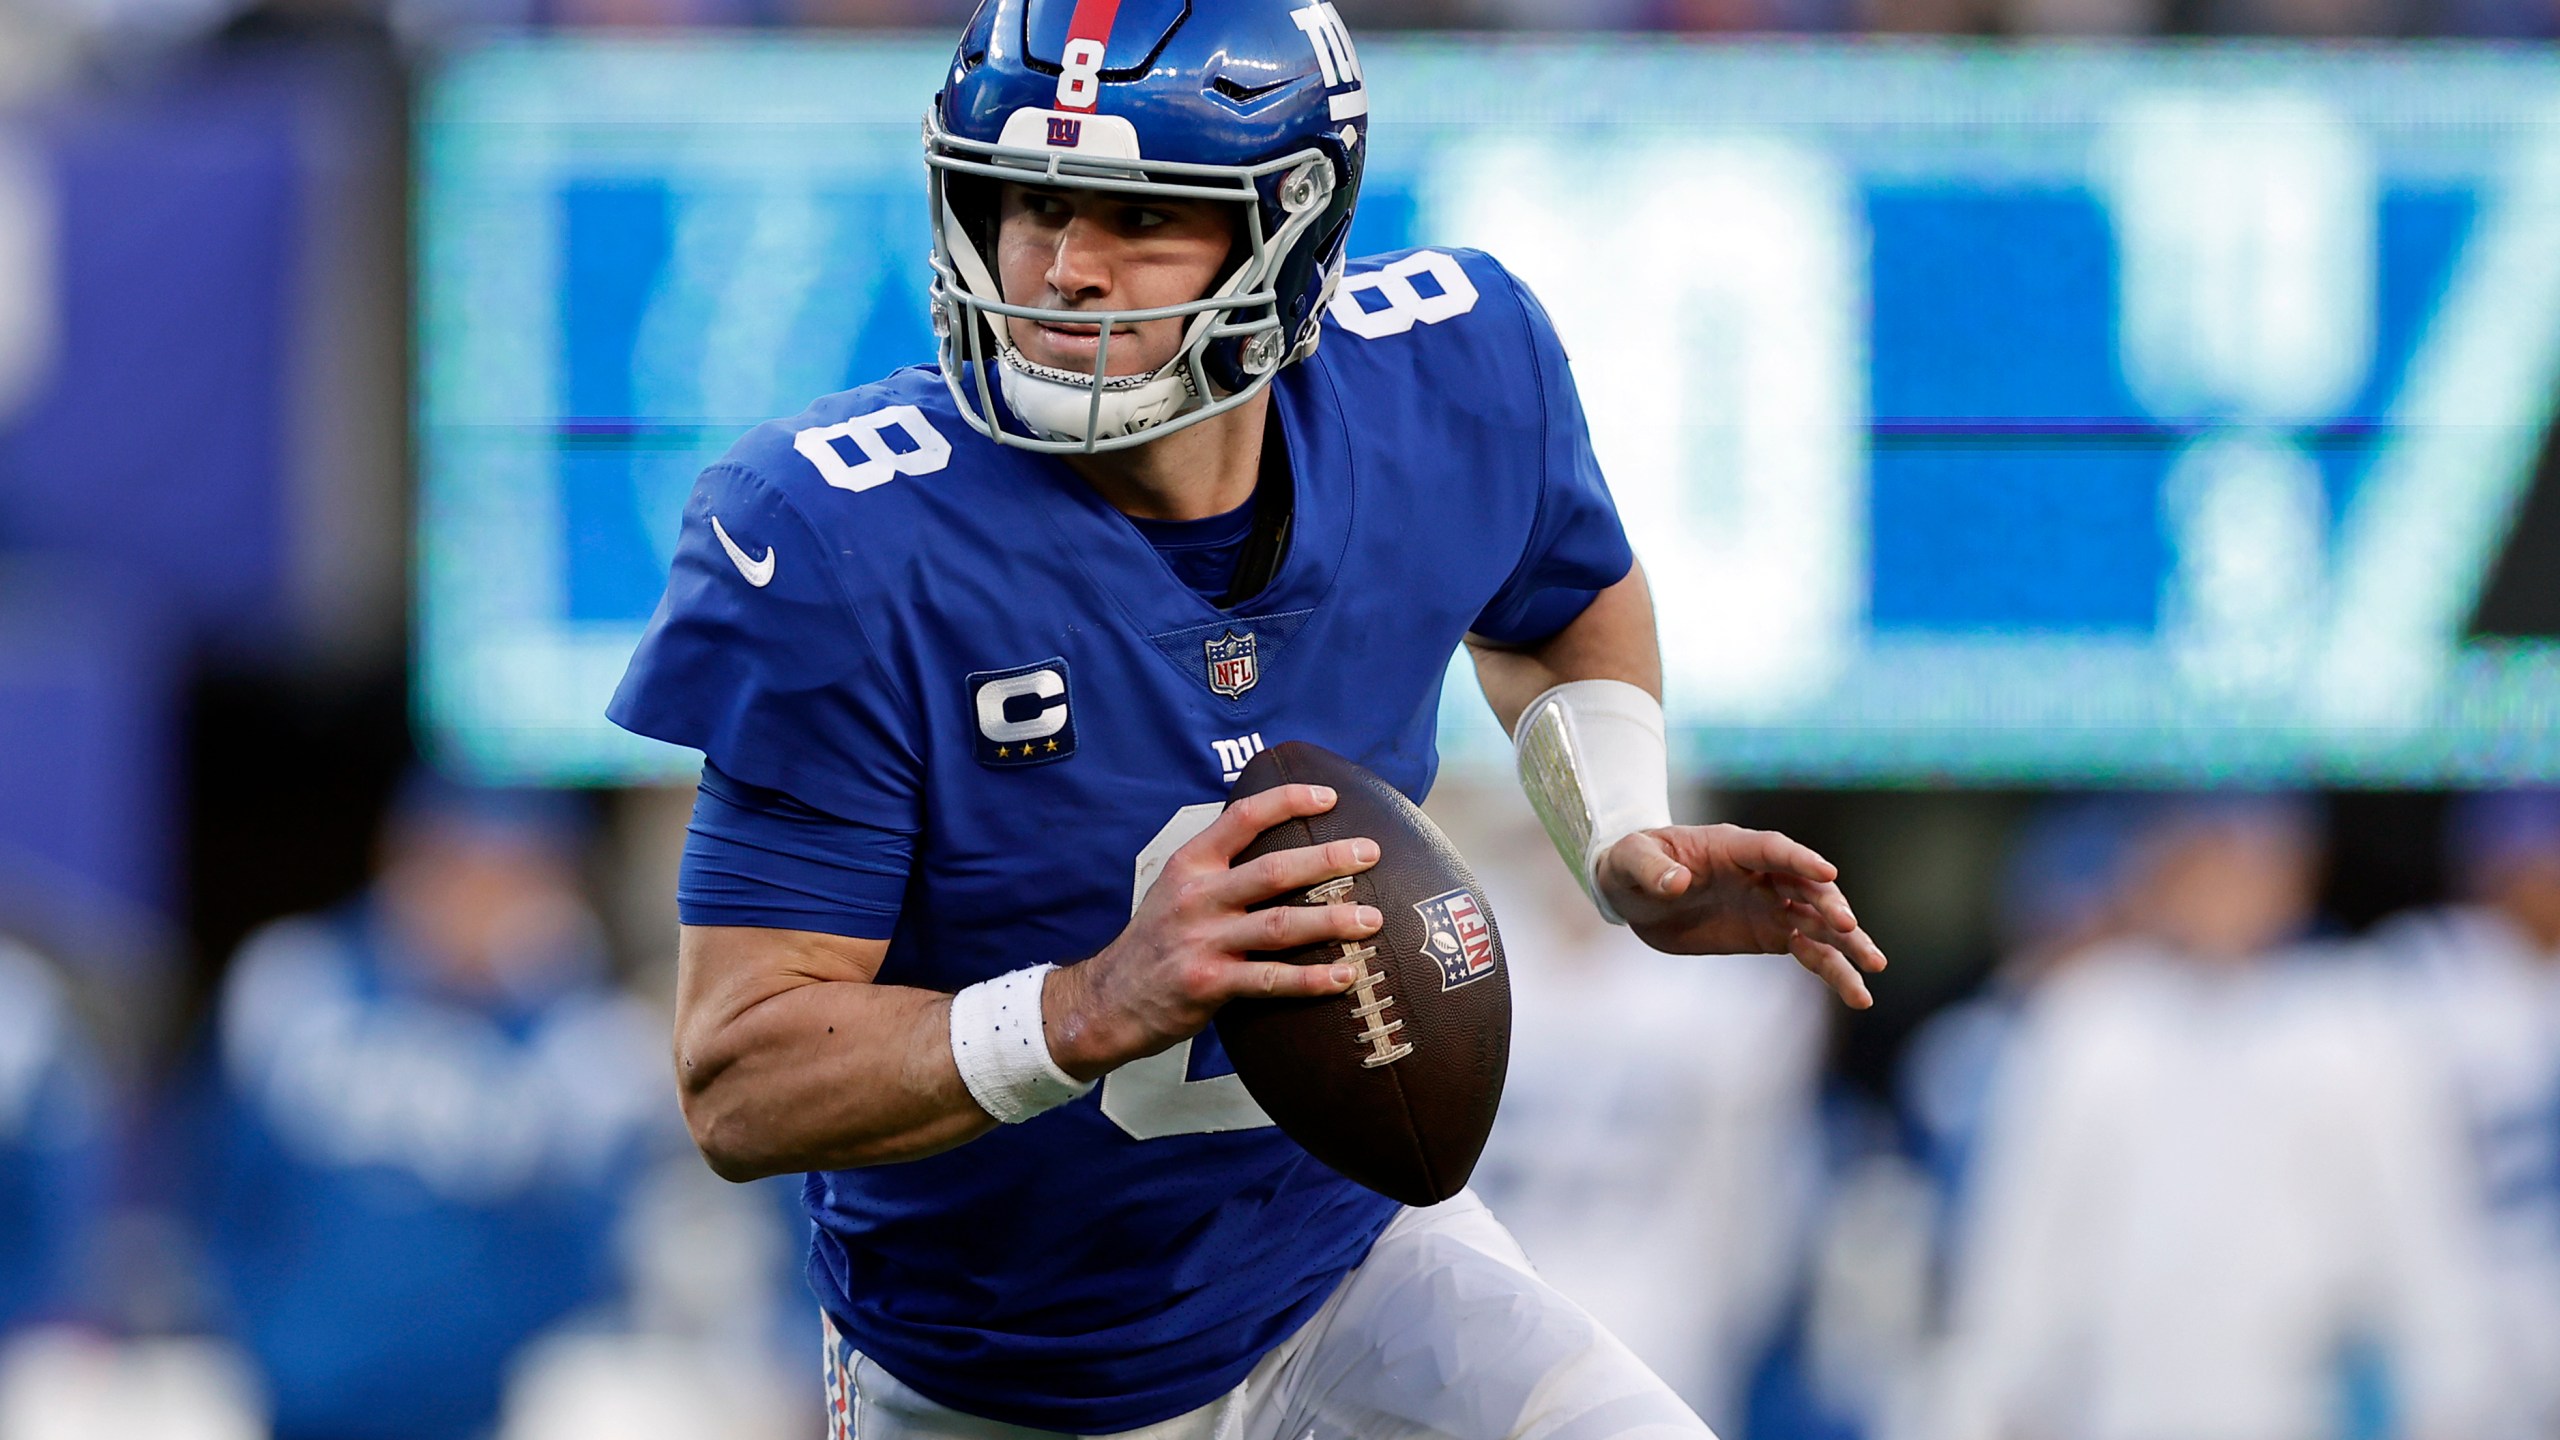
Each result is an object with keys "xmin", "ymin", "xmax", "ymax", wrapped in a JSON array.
[
  {"xmin": 204, "ymin": 907, "xmax": 672, "ymax": 1440},
  {"xmin": 0, "ymin": 942, "xmax": 106, "ymax": 1333},
  {"xmin": 609, "ymin": 248, "xmax": 1633, "ymax": 1430}
]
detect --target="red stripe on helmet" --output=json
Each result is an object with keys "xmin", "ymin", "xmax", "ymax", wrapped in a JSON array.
[
  {"xmin": 1055, "ymin": 0, "xmax": 1124, "ymax": 112},
  {"xmin": 1064, "ymin": 0, "xmax": 1123, "ymax": 48}
]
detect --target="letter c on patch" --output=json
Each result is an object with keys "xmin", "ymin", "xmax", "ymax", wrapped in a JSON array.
[
  {"xmin": 976, "ymin": 668, "xmax": 1067, "ymax": 743},
  {"xmin": 967, "ymin": 657, "xmax": 1076, "ymax": 768}
]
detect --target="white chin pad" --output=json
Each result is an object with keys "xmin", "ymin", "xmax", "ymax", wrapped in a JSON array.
[
  {"xmin": 998, "ymin": 347, "xmax": 1196, "ymax": 443},
  {"xmin": 1512, "ymin": 679, "xmax": 1673, "ymax": 926}
]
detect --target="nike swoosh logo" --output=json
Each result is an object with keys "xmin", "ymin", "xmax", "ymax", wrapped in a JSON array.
[{"xmin": 711, "ymin": 515, "xmax": 775, "ymax": 588}]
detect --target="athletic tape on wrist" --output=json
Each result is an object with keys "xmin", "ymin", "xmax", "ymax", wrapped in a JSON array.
[
  {"xmin": 1512, "ymin": 679, "xmax": 1673, "ymax": 926},
  {"xmin": 948, "ymin": 964, "xmax": 1092, "ymax": 1124}
]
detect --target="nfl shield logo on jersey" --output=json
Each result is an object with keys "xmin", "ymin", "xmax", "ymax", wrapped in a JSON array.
[
  {"xmin": 1414, "ymin": 888, "xmax": 1496, "ymax": 990},
  {"xmin": 1205, "ymin": 630, "xmax": 1259, "ymax": 699}
]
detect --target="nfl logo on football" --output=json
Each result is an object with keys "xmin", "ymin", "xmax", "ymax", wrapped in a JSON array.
[
  {"xmin": 1415, "ymin": 889, "xmax": 1496, "ymax": 991},
  {"xmin": 1205, "ymin": 630, "xmax": 1258, "ymax": 698}
]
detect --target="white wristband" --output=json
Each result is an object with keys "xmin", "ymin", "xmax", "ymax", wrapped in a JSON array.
[
  {"xmin": 948, "ymin": 964, "xmax": 1092, "ymax": 1124},
  {"xmin": 1511, "ymin": 679, "xmax": 1674, "ymax": 926}
]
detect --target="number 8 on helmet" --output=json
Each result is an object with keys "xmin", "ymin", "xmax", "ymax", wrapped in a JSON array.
[{"xmin": 923, "ymin": 0, "xmax": 1370, "ymax": 454}]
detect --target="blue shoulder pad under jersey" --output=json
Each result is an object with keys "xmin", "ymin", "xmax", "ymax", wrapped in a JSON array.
[{"xmin": 604, "ymin": 258, "xmax": 1632, "ymax": 1432}]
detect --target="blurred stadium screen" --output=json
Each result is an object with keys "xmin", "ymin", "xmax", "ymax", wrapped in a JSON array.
[{"xmin": 417, "ymin": 37, "xmax": 2560, "ymax": 787}]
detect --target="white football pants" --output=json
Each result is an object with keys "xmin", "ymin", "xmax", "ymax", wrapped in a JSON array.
[{"xmin": 822, "ymin": 1190, "xmax": 1714, "ymax": 1440}]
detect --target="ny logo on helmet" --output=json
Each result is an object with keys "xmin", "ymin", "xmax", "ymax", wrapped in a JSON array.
[
  {"xmin": 1046, "ymin": 115, "xmax": 1082, "ymax": 147},
  {"xmin": 1291, "ymin": 2, "xmax": 1367, "ymax": 121}
]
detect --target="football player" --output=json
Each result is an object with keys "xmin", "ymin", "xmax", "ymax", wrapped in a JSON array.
[{"xmin": 608, "ymin": 2, "xmax": 1887, "ymax": 1434}]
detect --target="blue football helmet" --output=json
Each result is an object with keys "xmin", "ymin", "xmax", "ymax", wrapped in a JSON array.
[{"xmin": 925, "ymin": 0, "xmax": 1369, "ymax": 453}]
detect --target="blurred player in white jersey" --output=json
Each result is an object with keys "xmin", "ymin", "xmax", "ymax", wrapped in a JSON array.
[
  {"xmin": 1900, "ymin": 798, "xmax": 2146, "ymax": 1215},
  {"xmin": 2370, "ymin": 791, "xmax": 2560, "ymax": 1437},
  {"xmin": 1928, "ymin": 797, "xmax": 2497, "ymax": 1440}
]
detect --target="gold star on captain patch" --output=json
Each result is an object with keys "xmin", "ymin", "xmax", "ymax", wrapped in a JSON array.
[
  {"xmin": 1045, "ymin": 738, "xmax": 1060, "ymax": 753},
  {"xmin": 994, "ymin": 745, "xmax": 1010, "ymax": 758}
]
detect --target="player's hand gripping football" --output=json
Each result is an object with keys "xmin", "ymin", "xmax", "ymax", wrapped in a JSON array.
[
  {"xmin": 1043, "ymin": 784, "xmax": 1378, "ymax": 1082},
  {"xmin": 1597, "ymin": 825, "xmax": 1888, "ymax": 1009}
]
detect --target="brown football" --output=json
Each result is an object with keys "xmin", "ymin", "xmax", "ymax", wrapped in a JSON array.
[{"xmin": 1214, "ymin": 741, "xmax": 1510, "ymax": 1207}]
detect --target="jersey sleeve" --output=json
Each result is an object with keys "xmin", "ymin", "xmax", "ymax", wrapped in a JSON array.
[
  {"xmin": 1468, "ymin": 270, "xmax": 1638, "ymax": 646},
  {"xmin": 608, "ymin": 462, "xmax": 924, "ymax": 841},
  {"xmin": 677, "ymin": 762, "xmax": 911, "ymax": 939}
]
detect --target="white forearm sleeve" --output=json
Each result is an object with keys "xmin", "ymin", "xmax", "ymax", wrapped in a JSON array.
[
  {"xmin": 948, "ymin": 964, "xmax": 1092, "ymax": 1124},
  {"xmin": 1511, "ymin": 679, "xmax": 1674, "ymax": 925}
]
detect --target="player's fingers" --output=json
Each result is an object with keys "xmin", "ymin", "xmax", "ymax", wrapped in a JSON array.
[
  {"xmin": 1221, "ymin": 901, "xmax": 1382, "ymax": 956},
  {"xmin": 1770, "ymin": 874, "xmax": 1861, "ymax": 937},
  {"xmin": 1789, "ymin": 929, "xmax": 1873, "ymax": 1010},
  {"xmin": 1700, "ymin": 825, "xmax": 1839, "ymax": 885},
  {"xmin": 1599, "ymin": 830, "xmax": 1692, "ymax": 902},
  {"xmin": 1783, "ymin": 899, "xmax": 1889, "ymax": 974},
  {"xmin": 1225, "ymin": 837, "xmax": 1380, "ymax": 904},
  {"xmin": 1838, "ymin": 922, "xmax": 1890, "ymax": 975},
  {"xmin": 1226, "ymin": 957, "xmax": 1363, "ymax": 1001},
  {"xmin": 1792, "ymin": 896, "xmax": 1894, "ymax": 973},
  {"xmin": 1197, "ymin": 784, "xmax": 1338, "ymax": 861}
]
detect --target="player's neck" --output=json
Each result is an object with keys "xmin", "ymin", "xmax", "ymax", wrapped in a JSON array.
[{"xmin": 1063, "ymin": 389, "xmax": 1269, "ymax": 522}]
